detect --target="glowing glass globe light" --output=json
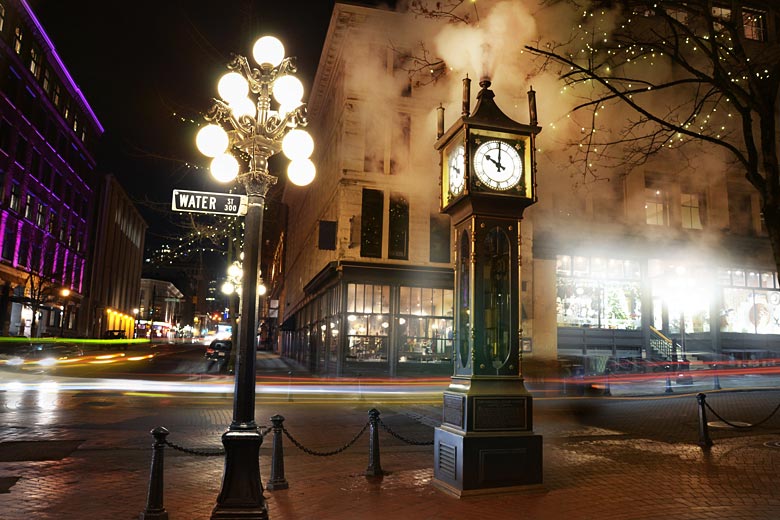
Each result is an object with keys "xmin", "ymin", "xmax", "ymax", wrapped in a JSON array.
[
  {"xmin": 230, "ymin": 97, "xmax": 257, "ymax": 119},
  {"xmin": 221, "ymin": 281, "xmax": 235, "ymax": 295},
  {"xmin": 258, "ymin": 283, "xmax": 267, "ymax": 296},
  {"xmin": 287, "ymin": 158, "xmax": 315, "ymax": 186},
  {"xmin": 211, "ymin": 153, "xmax": 239, "ymax": 183},
  {"xmin": 196, "ymin": 124, "xmax": 229, "ymax": 157},
  {"xmin": 218, "ymin": 72, "xmax": 249, "ymax": 104},
  {"xmin": 227, "ymin": 263, "xmax": 243, "ymax": 279},
  {"xmin": 253, "ymin": 36, "xmax": 284, "ymax": 68},
  {"xmin": 282, "ymin": 129, "xmax": 314, "ymax": 160},
  {"xmin": 272, "ymin": 75, "xmax": 304, "ymax": 107}
]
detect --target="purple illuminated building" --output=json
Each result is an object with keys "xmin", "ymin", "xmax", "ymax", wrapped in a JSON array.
[{"xmin": 0, "ymin": 0, "xmax": 131, "ymax": 338}]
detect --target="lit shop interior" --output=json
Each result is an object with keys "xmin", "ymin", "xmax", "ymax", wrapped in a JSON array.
[{"xmin": 556, "ymin": 254, "xmax": 780, "ymax": 367}]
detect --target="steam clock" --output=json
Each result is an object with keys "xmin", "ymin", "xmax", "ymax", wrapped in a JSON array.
[{"xmin": 432, "ymin": 77, "xmax": 542, "ymax": 495}]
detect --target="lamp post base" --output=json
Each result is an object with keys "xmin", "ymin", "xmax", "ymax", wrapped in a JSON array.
[{"xmin": 211, "ymin": 428, "xmax": 267, "ymax": 520}]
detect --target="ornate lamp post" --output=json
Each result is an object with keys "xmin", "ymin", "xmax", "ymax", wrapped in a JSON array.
[{"xmin": 195, "ymin": 35, "xmax": 315, "ymax": 520}]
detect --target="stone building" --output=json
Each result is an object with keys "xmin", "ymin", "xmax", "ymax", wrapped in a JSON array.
[{"xmin": 273, "ymin": 1, "xmax": 780, "ymax": 376}]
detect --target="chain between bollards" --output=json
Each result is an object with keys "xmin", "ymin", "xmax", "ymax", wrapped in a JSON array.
[{"xmin": 139, "ymin": 427, "xmax": 170, "ymax": 520}]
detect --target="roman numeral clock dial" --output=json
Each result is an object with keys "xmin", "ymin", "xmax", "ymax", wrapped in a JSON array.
[{"xmin": 473, "ymin": 139, "xmax": 523, "ymax": 191}]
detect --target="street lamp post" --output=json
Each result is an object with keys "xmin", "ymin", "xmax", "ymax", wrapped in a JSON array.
[
  {"xmin": 59, "ymin": 288, "xmax": 70, "ymax": 337},
  {"xmin": 132, "ymin": 308, "xmax": 139, "ymax": 339},
  {"xmin": 196, "ymin": 35, "xmax": 315, "ymax": 520}
]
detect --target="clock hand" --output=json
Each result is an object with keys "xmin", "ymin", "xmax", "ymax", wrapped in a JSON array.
[{"xmin": 486, "ymin": 154, "xmax": 505, "ymax": 171}]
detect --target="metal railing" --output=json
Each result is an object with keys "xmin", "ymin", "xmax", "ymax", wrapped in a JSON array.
[
  {"xmin": 695, "ymin": 392, "xmax": 780, "ymax": 449},
  {"xmin": 139, "ymin": 408, "xmax": 433, "ymax": 518}
]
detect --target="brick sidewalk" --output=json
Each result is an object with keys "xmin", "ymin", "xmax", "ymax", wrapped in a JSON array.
[{"xmin": 1, "ymin": 381, "xmax": 779, "ymax": 519}]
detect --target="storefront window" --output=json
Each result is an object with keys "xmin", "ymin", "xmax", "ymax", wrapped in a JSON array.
[
  {"xmin": 720, "ymin": 268, "xmax": 780, "ymax": 334},
  {"xmin": 398, "ymin": 286, "xmax": 453, "ymax": 364},
  {"xmin": 346, "ymin": 283, "xmax": 390, "ymax": 362},
  {"xmin": 556, "ymin": 255, "xmax": 641, "ymax": 329}
]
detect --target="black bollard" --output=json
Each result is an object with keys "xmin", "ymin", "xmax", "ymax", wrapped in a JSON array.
[
  {"xmin": 696, "ymin": 393, "xmax": 713, "ymax": 449},
  {"xmin": 266, "ymin": 415, "xmax": 289, "ymax": 491},
  {"xmin": 139, "ymin": 426, "xmax": 169, "ymax": 520},
  {"xmin": 664, "ymin": 364, "xmax": 673, "ymax": 393},
  {"xmin": 365, "ymin": 408, "xmax": 384, "ymax": 476},
  {"xmin": 603, "ymin": 368, "xmax": 612, "ymax": 396},
  {"xmin": 712, "ymin": 363, "xmax": 721, "ymax": 390}
]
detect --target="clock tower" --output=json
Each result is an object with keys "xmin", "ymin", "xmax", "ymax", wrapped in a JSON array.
[{"xmin": 432, "ymin": 77, "xmax": 543, "ymax": 495}]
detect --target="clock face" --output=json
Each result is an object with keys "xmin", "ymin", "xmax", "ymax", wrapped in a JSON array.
[
  {"xmin": 448, "ymin": 145, "xmax": 466, "ymax": 195},
  {"xmin": 473, "ymin": 140, "xmax": 523, "ymax": 191}
]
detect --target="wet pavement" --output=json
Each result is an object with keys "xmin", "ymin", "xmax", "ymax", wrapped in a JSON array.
[{"xmin": 1, "ymin": 356, "xmax": 779, "ymax": 519}]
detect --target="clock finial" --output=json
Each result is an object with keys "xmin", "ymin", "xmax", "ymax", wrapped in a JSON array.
[{"xmin": 462, "ymin": 75, "xmax": 471, "ymax": 116}]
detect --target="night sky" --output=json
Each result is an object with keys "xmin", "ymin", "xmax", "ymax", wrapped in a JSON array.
[{"xmin": 28, "ymin": 0, "xmax": 356, "ymax": 245}]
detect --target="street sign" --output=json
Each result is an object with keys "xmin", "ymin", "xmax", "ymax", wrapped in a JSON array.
[{"xmin": 171, "ymin": 189, "xmax": 248, "ymax": 216}]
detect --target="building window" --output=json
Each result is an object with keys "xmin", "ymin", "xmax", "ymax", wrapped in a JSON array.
[
  {"xmin": 0, "ymin": 3, "xmax": 5, "ymax": 33},
  {"xmin": 363, "ymin": 127, "xmax": 384, "ymax": 173},
  {"xmin": 712, "ymin": 4, "xmax": 732, "ymax": 31},
  {"xmin": 36, "ymin": 203, "xmax": 45, "ymax": 227},
  {"xmin": 15, "ymin": 136, "xmax": 28, "ymax": 166},
  {"xmin": 720, "ymin": 268, "xmax": 780, "ymax": 334},
  {"xmin": 13, "ymin": 26, "xmax": 22, "ymax": 55},
  {"xmin": 52, "ymin": 84, "xmax": 61, "ymax": 108},
  {"xmin": 645, "ymin": 187, "xmax": 668, "ymax": 226},
  {"xmin": 360, "ymin": 188, "xmax": 383, "ymax": 258},
  {"xmin": 30, "ymin": 231, "xmax": 41, "ymax": 271},
  {"xmin": 681, "ymin": 192, "xmax": 704, "ymax": 229},
  {"xmin": 556, "ymin": 255, "xmax": 642, "ymax": 330},
  {"xmin": 1, "ymin": 217, "xmax": 16, "ymax": 260},
  {"xmin": 729, "ymin": 192, "xmax": 753, "ymax": 234},
  {"xmin": 345, "ymin": 283, "xmax": 390, "ymax": 363},
  {"xmin": 29, "ymin": 44, "xmax": 41, "ymax": 79},
  {"xmin": 389, "ymin": 113, "xmax": 410, "ymax": 175},
  {"xmin": 47, "ymin": 210, "xmax": 55, "ymax": 234},
  {"xmin": 318, "ymin": 220, "xmax": 337, "ymax": 250},
  {"xmin": 388, "ymin": 193, "xmax": 409, "ymax": 260},
  {"xmin": 429, "ymin": 214, "xmax": 450, "ymax": 263},
  {"xmin": 743, "ymin": 8, "xmax": 767, "ymax": 41},
  {"xmin": 17, "ymin": 227, "xmax": 29, "ymax": 268},
  {"xmin": 397, "ymin": 286, "xmax": 454, "ymax": 366},
  {"xmin": 0, "ymin": 118, "xmax": 11, "ymax": 152},
  {"xmin": 9, "ymin": 183, "xmax": 20, "ymax": 212},
  {"xmin": 30, "ymin": 149, "xmax": 40, "ymax": 178},
  {"xmin": 42, "ymin": 67, "xmax": 51, "ymax": 94},
  {"xmin": 23, "ymin": 194, "xmax": 33, "ymax": 220}
]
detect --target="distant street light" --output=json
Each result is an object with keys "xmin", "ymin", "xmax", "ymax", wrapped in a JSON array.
[
  {"xmin": 59, "ymin": 288, "xmax": 71, "ymax": 337},
  {"xmin": 132, "ymin": 308, "xmax": 139, "ymax": 339},
  {"xmin": 196, "ymin": 34, "xmax": 315, "ymax": 520}
]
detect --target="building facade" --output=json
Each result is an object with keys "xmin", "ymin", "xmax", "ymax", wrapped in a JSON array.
[
  {"xmin": 0, "ymin": 0, "xmax": 102, "ymax": 337},
  {"xmin": 275, "ymin": 1, "xmax": 780, "ymax": 377},
  {"xmin": 87, "ymin": 174, "xmax": 146, "ymax": 339},
  {"xmin": 138, "ymin": 278, "xmax": 183, "ymax": 340}
]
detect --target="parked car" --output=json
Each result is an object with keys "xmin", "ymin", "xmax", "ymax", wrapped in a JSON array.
[
  {"xmin": 100, "ymin": 330, "xmax": 129, "ymax": 351},
  {"xmin": 205, "ymin": 339, "xmax": 232, "ymax": 361}
]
